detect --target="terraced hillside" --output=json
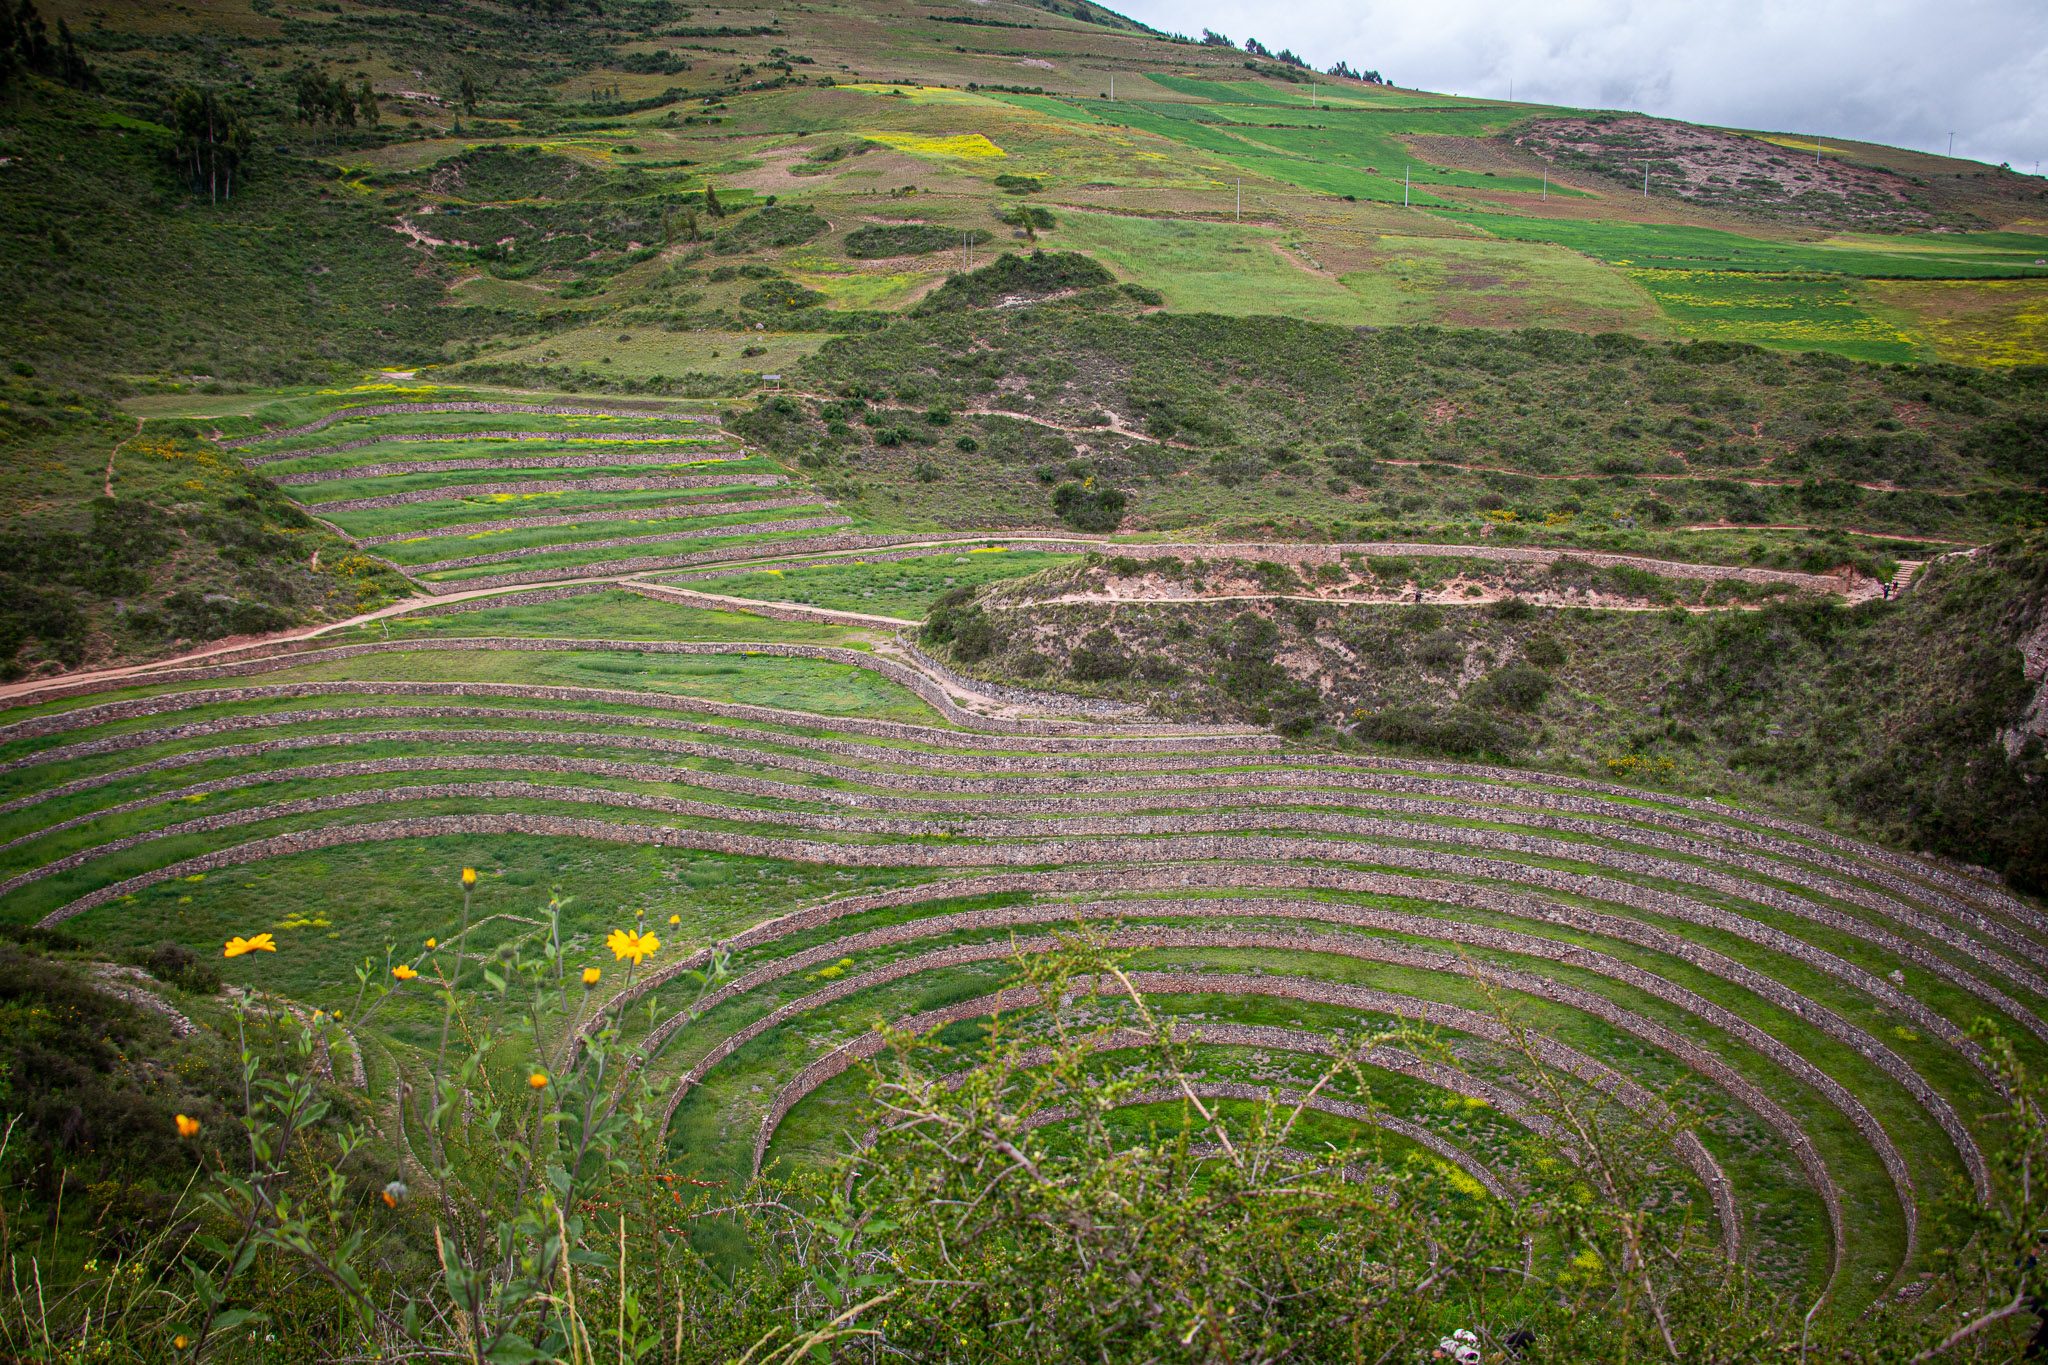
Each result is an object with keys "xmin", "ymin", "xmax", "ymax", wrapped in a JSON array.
[
  {"xmin": 0, "ymin": 554, "xmax": 2042, "ymax": 1322},
  {"xmin": 8, "ymin": 0, "xmax": 2048, "ymax": 1357}
]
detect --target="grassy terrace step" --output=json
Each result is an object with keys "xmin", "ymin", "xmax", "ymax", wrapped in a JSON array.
[
  {"xmin": 21, "ymin": 808, "xmax": 2035, "ymax": 1100},
  {"xmin": 406, "ymin": 512, "xmax": 854, "ymax": 574},
  {"xmin": 244, "ymin": 433, "xmax": 734, "ymax": 469},
  {"xmin": 651, "ymin": 898, "xmax": 1964, "ymax": 1205},
  {"xmin": 269, "ymin": 448, "xmax": 751, "ymax": 486},
  {"xmin": 304, "ymin": 473, "xmax": 790, "ymax": 514},
  {"xmin": 6, "ymin": 748, "xmax": 2039, "ymax": 988},
  {"xmin": 220, "ymin": 403, "xmax": 721, "ymax": 450},
  {"xmin": 352, "ymin": 494, "xmax": 827, "ymax": 544},
  {"xmin": 285, "ymin": 458, "xmax": 785, "ymax": 504},
  {"xmin": 729, "ymin": 952, "xmax": 1863, "ymax": 1289},
  {"xmin": 0, "ymin": 655, "xmax": 2021, "ymax": 922}
]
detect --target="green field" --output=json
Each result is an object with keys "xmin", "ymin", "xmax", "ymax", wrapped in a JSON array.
[{"xmin": 677, "ymin": 548, "xmax": 1082, "ymax": 616}]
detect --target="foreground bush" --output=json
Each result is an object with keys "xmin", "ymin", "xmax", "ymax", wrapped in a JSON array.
[{"xmin": 5, "ymin": 908, "xmax": 2046, "ymax": 1362}]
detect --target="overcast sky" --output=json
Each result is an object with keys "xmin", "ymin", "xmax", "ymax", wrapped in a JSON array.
[{"xmin": 1114, "ymin": 0, "xmax": 2048, "ymax": 173}]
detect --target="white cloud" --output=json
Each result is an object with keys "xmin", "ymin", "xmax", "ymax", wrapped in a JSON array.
[{"xmin": 1115, "ymin": 0, "xmax": 2048, "ymax": 172}]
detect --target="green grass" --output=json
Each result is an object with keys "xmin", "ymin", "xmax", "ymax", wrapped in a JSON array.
[
  {"xmin": 1461, "ymin": 215, "xmax": 2048, "ymax": 281},
  {"xmin": 247, "ymin": 648, "xmax": 943, "ymax": 722},
  {"xmin": 677, "ymin": 549, "xmax": 1079, "ymax": 617},
  {"xmin": 254, "ymin": 437, "xmax": 735, "ymax": 476},
  {"xmin": 329, "ymin": 592, "xmax": 869, "ymax": 644},
  {"xmin": 1337, "ymin": 234, "xmax": 1667, "ymax": 333},
  {"xmin": 1625, "ymin": 269, "xmax": 1923, "ymax": 363},
  {"xmin": 321, "ymin": 485, "xmax": 801, "ymax": 538},
  {"xmin": 377, "ymin": 504, "xmax": 837, "ymax": 566},
  {"xmin": 296, "ymin": 455, "xmax": 788, "ymax": 505},
  {"xmin": 1054, "ymin": 213, "xmax": 1373, "ymax": 322},
  {"xmin": 412, "ymin": 517, "xmax": 863, "ymax": 581}
]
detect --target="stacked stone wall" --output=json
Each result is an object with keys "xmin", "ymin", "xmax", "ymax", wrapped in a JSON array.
[
  {"xmin": 244, "ymin": 431, "xmax": 722, "ymax": 466},
  {"xmin": 359, "ymin": 497, "xmax": 827, "ymax": 545},
  {"xmin": 218, "ymin": 401, "xmax": 718, "ymax": 448},
  {"xmin": 271, "ymin": 449, "xmax": 748, "ymax": 486},
  {"xmin": 308, "ymin": 475, "xmax": 784, "ymax": 512}
]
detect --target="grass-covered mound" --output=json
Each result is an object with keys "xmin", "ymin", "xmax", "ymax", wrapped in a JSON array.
[
  {"xmin": 843, "ymin": 224, "xmax": 992, "ymax": 258},
  {"xmin": 912, "ymin": 250, "xmax": 1118, "ymax": 314}
]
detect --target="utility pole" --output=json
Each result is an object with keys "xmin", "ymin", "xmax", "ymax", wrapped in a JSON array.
[
  {"xmin": 1542, "ymin": 167, "xmax": 1547, "ymax": 200},
  {"xmin": 1949, "ymin": 132, "xmax": 1955, "ymax": 157},
  {"xmin": 1404, "ymin": 165, "xmax": 1409, "ymax": 205},
  {"xmin": 1815, "ymin": 134, "xmax": 1822, "ymax": 165},
  {"xmin": 1642, "ymin": 161, "xmax": 1649, "ymax": 196},
  {"xmin": 1110, "ymin": 72, "xmax": 1114, "ymax": 101},
  {"xmin": 1235, "ymin": 178, "xmax": 1240, "ymax": 219}
]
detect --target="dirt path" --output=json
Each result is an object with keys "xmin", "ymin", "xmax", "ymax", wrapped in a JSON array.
[
  {"xmin": 103, "ymin": 417, "xmax": 143, "ymax": 496},
  {"xmin": 0, "ymin": 528, "xmax": 1894, "ymax": 708}
]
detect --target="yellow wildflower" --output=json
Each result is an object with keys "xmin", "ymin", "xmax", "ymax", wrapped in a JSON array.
[
  {"xmin": 583, "ymin": 967, "xmax": 601, "ymax": 986},
  {"xmin": 528, "ymin": 1072, "xmax": 549, "ymax": 1089},
  {"xmin": 223, "ymin": 933, "xmax": 277, "ymax": 958},
  {"xmin": 391, "ymin": 964, "xmax": 420, "ymax": 981},
  {"xmin": 175, "ymin": 1114, "xmax": 201, "ymax": 1138},
  {"xmin": 606, "ymin": 928, "xmax": 660, "ymax": 965}
]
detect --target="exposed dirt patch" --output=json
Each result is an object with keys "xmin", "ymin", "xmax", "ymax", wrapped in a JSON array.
[{"xmin": 1509, "ymin": 115, "xmax": 1951, "ymax": 230}]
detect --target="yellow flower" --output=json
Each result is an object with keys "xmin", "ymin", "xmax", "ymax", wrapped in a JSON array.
[
  {"xmin": 528, "ymin": 1072, "xmax": 549, "ymax": 1089},
  {"xmin": 582, "ymin": 967, "xmax": 601, "ymax": 986},
  {"xmin": 606, "ymin": 928, "xmax": 660, "ymax": 965},
  {"xmin": 175, "ymin": 1114, "xmax": 201, "ymax": 1138},
  {"xmin": 223, "ymin": 933, "xmax": 277, "ymax": 958},
  {"xmin": 461, "ymin": 867, "xmax": 477, "ymax": 887},
  {"xmin": 391, "ymin": 964, "xmax": 420, "ymax": 981},
  {"xmin": 425, "ymin": 938, "xmax": 437, "ymax": 949},
  {"xmin": 175, "ymin": 1335, "xmax": 189, "ymax": 1351},
  {"xmin": 668, "ymin": 914, "xmax": 681, "ymax": 926}
]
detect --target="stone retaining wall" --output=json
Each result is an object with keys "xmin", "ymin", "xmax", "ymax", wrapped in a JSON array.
[
  {"xmin": 6, "ymin": 652, "xmax": 2019, "ymax": 925},
  {"xmin": 697, "ymin": 864, "xmax": 2004, "ymax": 1080},
  {"xmin": 645, "ymin": 898, "xmax": 1952, "ymax": 1244},
  {"xmin": 436, "ymin": 532, "xmax": 1864, "ymax": 597},
  {"xmin": 748, "ymin": 978, "xmax": 1759, "ymax": 1259},
  {"xmin": 306, "ymin": 475, "xmax": 786, "ymax": 512},
  {"xmin": 756, "ymin": 1012, "xmax": 1739, "ymax": 1256},
  {"xmin": 900, "ymin": 640, "xmax": 1143, "ymax": 718},
  {"xmin": 244, "ymin": 431, "xmax": 722, "ymax": 466},
  {"xmin": 657, "ymin": 541, "xmax": 1094, "ymax": 584},
  {"xmin": 359, "ymin": 497, "xmax": 827, "ymax": 545},
  {"xmin": 23, "ymin": 764, "xmax": 2028, "ymax": 1036},
  {"xmin": 218, "ymin": 401, "xmax": 718, "ymax": 448},
  {"xmin": 412, "ymin": 515, "xmax": 853, "ymax": 574},
  {"xmin": 270, "ymin": 449, "xmax": 748, "ymax": 486},
  {"xmin": 0, "ymin": 641, "xmax": 1106, "ymax": 737},
  {"xmin": 0, "ymin": 669, "xmax": 2018, "ymax": 931},
  {"xmin": 23, "ymin": 740, "xmax": 2030, "ymax": 984}
]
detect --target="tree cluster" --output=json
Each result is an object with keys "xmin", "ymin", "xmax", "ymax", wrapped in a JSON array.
[
  {"xmin": 170, "ymin": 88, "xmax": 252, "ymax": 203},
  {"xmin": 0, "ymin": 0, "xmax": 97, "ymax": 91},
  {"xmin": 291, "ymin": 66, "xmax": 380, "ymax": 140}
]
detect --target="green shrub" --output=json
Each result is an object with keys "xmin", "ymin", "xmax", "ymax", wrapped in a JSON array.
[
  {"xmin": 844, "ymin": 224, "xmax": 991, "ymax": 258},
  {"xmin": 714, "ymin": 205, "xmax": 828, "ymax": 253},
  {"xmin": 1069, "ymin": 627, "xmax": 1130, "ymax": 680},
  {"xmin": 1489, "ymin": 595, "xmax": 1534, "ymax": 621},
  {"xmin": 913, "ymin": 251, "xmax": 1113, "ymax": 314},
  {"xmin": 1524, "ymin": 635, "xmax": 1566, "ymax": 668},
  {"xmin": 1051, "ymin": 482, "xmax": 1126, "ymax": 532},
  {"xmin": 1467, "ymin": 662, "xmax": 1554, "ymax": 712},
  {"xmin": 740, "ymin": 279, "xmax": 827, "ymax": 311},
  {"xmin": 1353, "ymin": 706, "xmax": 1521, "ymax": 756}
]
